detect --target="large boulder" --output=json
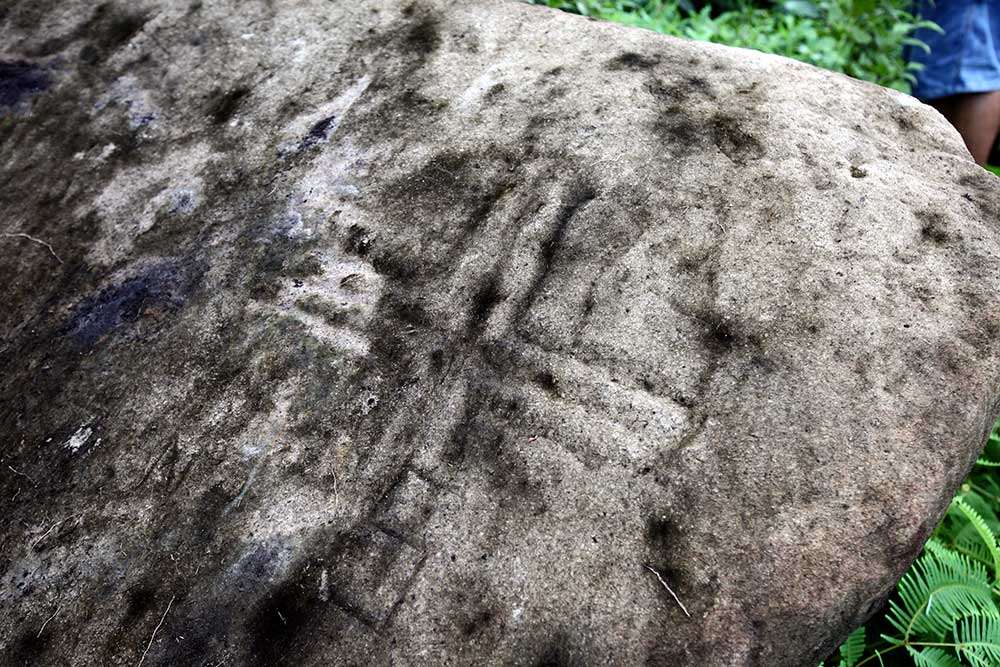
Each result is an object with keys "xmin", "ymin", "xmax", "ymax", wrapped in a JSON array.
[{"xmin": 2, "ymin": 1, "xmax": 999, "ymax": 665}]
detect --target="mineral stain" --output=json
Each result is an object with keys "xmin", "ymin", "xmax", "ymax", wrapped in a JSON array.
[{"xmin": 0, "ymin": 61, "xmax": 49, "ymax": 108}]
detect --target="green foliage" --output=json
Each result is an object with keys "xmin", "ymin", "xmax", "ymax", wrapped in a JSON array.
[
  {"xmin": 817, "ymin": 419, "xmax": 1000, "ymax": 667},
  {"xmin": 527, "ymin": 0, "xmax": 939, "ymax": 92},
  {"xmin": 986, "ymin": 165, "xmax": 1000, "ymax": 178},
  {"xmin": 840, "ymin": 626, "xmax": 867, "ymax": 667}
]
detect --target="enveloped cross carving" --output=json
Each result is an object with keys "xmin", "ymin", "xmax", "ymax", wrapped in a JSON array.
[{"xmin": 1, "ymin": 1, "xmax": 999, "ymax": 665}]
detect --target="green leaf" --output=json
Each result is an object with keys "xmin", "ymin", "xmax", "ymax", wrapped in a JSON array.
[
  {"xmin": 781, "ymin": 0, "xmax": 820, "ymax": 19},
  {"xmin": 839, "ymin": 626, "xmax": 865, "ymax": 667},
  {"xmin": 849, "ymin": 26, "xmax": 872, "ymax": 46},
  {"xmin": 906, "ymin": 646, "xmax": 964, "ymax": 667},
  {"xmin": 954, "ymin": 613, "xmax": 1000, "ymax": 667},
  {"xmin": 952, "ymin": 497, "xmax": 1000, "ymax": 581},
  {"xmin": 902, "ymin": 37, "xmax": 932, "ymax": 54},
  {"xmin": 886, "ymin": 543, "xmax": 997, "ymax": 641}
]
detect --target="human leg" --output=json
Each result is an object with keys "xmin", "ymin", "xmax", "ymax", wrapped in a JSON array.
[{"xmin": 929, "ymin": 91, "xmax": 1000, "ymax": 165}]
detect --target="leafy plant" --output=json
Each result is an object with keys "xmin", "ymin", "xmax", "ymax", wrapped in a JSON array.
[{"xmin": 527, "ymin": 0, "xmax": 939, "ymax": 92}]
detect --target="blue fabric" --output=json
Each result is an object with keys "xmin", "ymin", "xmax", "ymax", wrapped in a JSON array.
[{"xmin": 908, "ymin": 0, "xmax": 1000, "ymax": 100}]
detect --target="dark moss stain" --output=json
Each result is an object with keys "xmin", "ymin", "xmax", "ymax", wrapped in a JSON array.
[
  {"xmin": 516, "ymin": 182, "xmax": 597, "ymax": 319},
  {"xmin": 442, "ymin": 384, "xmax": 544, "ymax": 509},
  {"xmin": 123, "ymin": 585, "xmax": 159, "ymax": 624},
  {"xmin": 894, "ymin": 112, "xmax": 916, "ymax": 132},
  {"xmin": 750, "ymin": 353, "xmax": 776, "ymax": 375},
  {"xmin": 483, "ymin": 82, "xmax": 505, "ymax": 104},
  {"xmin": 710, "ymin": 113, "xmax": 764, "ymax": 164},
  {"xmin": 207, "ymin": 86, "xmax": 250, "ymax": 124},
  {"xmin": 0, "ymin": 23, "xmax": 378, "ymax": 655},
  {"xmin": 535, "ymin": 370, "xmax": 558, "ymax": 394},
  {"xmin": 56, "ymin": 3, "xmax": 151, "ymax": 65},
  {"xmin": 325, "ymin": 6, "xmax": 457, "ymax": 151},
  {"xmin": 78, "ymin": 44, "xmax": 102, "ymax": 65},
  {"xmin": 581, "ymin": 284, "xmax": 597, "ymax": 318},
  {"xmin": 546, "ymin": 185, "xmax": 597, "ymax": 260},
  {"xmin": 671, "ymin": 390, "xmax": 697, "ymax": 409},
  {"xmin": 369, "ymin": 243, "xmax": 422, "ymax": 285},
  {"xmin": 154, "ymin": 600, "xmax": 231, "ymax": 665},
  {"xmin": 0, "ymin": 61, "xmax": 50, "ymax": 108},
  {"xmin": 444, "ymin": 395, "xmax": 485, "ymax": 465},
  {"xmin": 246, "ymin": 576, "xmax": 317, "ymax": 666},
  {"xmin": 428, "ymin": 348, "xmax": 446, "ymax": 374},
  {"xmin": 521, "ymin": 114, "xmax": 552, "ymax": 153},
  {"xmin": 606, "ymin": 51, "xmax": 660, "ymax": 71},
  {"xmin": 647, "ymin": 78, "xmax": 694, "ymax": 107},
  {"xmin": 643, "ymin": 512, "xmax": 694, "ymax": 609},
  {"xmin": 545, "ymin": 85, "xmax": 569, "ymax": 102},
  {"xmin": 187, "ymin": 483, "xmax": 232, "ymax": 544},
  {"xmin": 342, "ymin": 223, "xmax": 374, "ymax": 257},
  {"xmin": 400, "ymin": 87, "xmax": 449, "ymax": 115},
  {"xmin": 99, "ymin": 6, "xmax": 149, "ymax": 50},
  {"xmin": 647, "ymin": 80, "xmax": 703, "ymax": 147},
  {"xmin": 646, "ymin": 78, "xmax": 762, "ymax": 161},
  {"xmin": 3, "ymin": 628, "xmax": 51, "ymax": 666},
  {"xmin": 402, "ymin": 13, "xmax": 440, "ymax": 57},
  {"xmin": 655, "ymin": 113, "xmax": 701, "ymax": 148},
  {"xmin": 460, "ymin": 607, "xmax": 497, "ymax": 637},
  {"xmin": 533, "ymin": 632, "xmax": 581, "ymax": 667},
  {"xmin": 382, "ymin": 151, "xmax": 473, "ymax": 215},
  {"xmin": 698, "ymin": 311, "xmax": 739, "ymax": 354},
  {"xmin": 646, "ymin": 512, "xmax": 679, "ymax": 549},
  {"xmin": 917, "ymin": 210, "xmax": 950, "ymax": 244},
  {"xmin": 27, "ymin": 2, "xmax": 146, "ymax": 60},
  {"xmin": 292, "ymin": 297, "xmax": 349, "ymax": 327},
  {"xmin": 362, "ymin": 147, "xmax": 521, "ymax": 288},
  {"xmin": 469, "ymin": 272, "xmax": 505, "ymax": 331}
]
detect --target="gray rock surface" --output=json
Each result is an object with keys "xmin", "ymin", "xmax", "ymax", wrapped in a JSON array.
[{"xmin": 2, "ymin": 1, "xmax": 1000, "ymax": 665}]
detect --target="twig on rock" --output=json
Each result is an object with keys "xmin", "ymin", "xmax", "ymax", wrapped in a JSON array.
[
  {"xmin": 137, "ymin": 595, "xmax": 174, "ymax": 667},
  {"xmin": 1, "ymin": 232, "xmax": 63, "ymax": 264},
  {"xmin": 38, "ymin": 604, "xmax": 62, "ymax": 637},
  {"xmin": 30, "ymin": 522, "xmax": 62, "ymax": 550},
  {"xmin": 30, "ymin": 513, "xmax": 83, "ymax": 550},
  {"xmin": 8, "ymin": 465, "xmax": 36, "ymax": 486},
  {"xmin": 644, "ymin": 564, "xmax": 691, "ymax": 618}
]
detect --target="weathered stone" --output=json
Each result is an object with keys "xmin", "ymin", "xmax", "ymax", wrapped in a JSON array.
[{"xmin": 1, "ymin": 1, "xmax": 999, "ymax": 665}]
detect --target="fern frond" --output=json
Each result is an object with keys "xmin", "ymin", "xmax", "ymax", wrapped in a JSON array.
[
  {"xmin": 954, "ymin": 613, "xmax": 1000, "ymax": 667},
  {"xmin": 950, "ymin": 534, "xmax": 996, "ymax": 573},
  {"xmin": 906, "ymin": 646, "xmax": 964, "ymax": 667},
  {"xmin": 970, "ymin": 477, "xmax": 1000, "ymax": 507},
  {"xmin": 952, "ymin": 497, "xmax": 1000, "ymax": 581},
  {"xmin": 839, "ymin": 626, "xmax": 865, "ymax": 667},
  {"xmin": 953, "ymin": 492, "xmax": 1000, "ymax": 531},
  {"xmin": 924, "ymin": 538, "xmax": 953, "ymax": 561},
  {"xmin": 978, "ymin": 426, "xmax": 1000, "ymax": 467},
  {"xmin": 885, "ymin": 545, "xmax": 996, "ymax": 641}
]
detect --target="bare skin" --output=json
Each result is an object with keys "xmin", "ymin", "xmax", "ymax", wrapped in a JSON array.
[{"xmin": 928, "ymin": 90, "xmax": 1000, "ymax": 166}]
